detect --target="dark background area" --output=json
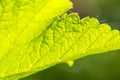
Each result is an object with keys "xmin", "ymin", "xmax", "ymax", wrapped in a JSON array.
[{"xmin": 21, "ymin": 0, "xmax": 120, "ymax": 80}]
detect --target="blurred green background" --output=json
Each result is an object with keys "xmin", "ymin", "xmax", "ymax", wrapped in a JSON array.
[{"xmin": 21, "ymin": 0, "xmax": 120, "ymax": 80}]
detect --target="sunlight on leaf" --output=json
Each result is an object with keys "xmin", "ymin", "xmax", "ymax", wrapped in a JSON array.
[{"xmin": 0, "ymin": 0, "xmax": 120, "ymax": 80}]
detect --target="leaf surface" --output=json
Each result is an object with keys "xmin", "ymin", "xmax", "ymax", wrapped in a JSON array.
[
  {"xmin": 0, "ymin": 0, "xmax": 72, "ymax": 79},
  {"xmin": 0, "ymin": 0, "xmax": 120, "ymax": 80}
]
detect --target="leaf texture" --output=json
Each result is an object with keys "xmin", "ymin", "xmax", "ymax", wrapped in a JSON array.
[
  {"xmin": 0, "ymin": 0, "xmax": 120, "ymax": 80},
  {"xmin": 0, "ymin": 0, "xmax": 72, "ymax": 79}
]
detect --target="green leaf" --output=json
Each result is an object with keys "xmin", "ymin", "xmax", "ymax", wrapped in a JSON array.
[
  {"xmin": 0, "ymin": 0, "xmax": 120, "ymax": 80},
  {"xmin": 39, "ymin": 13, "xmax": 120, "ymax": 63},
  {"xmin": 0, "ymin": 0, "xmax": 72, "ymax": 79}
]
